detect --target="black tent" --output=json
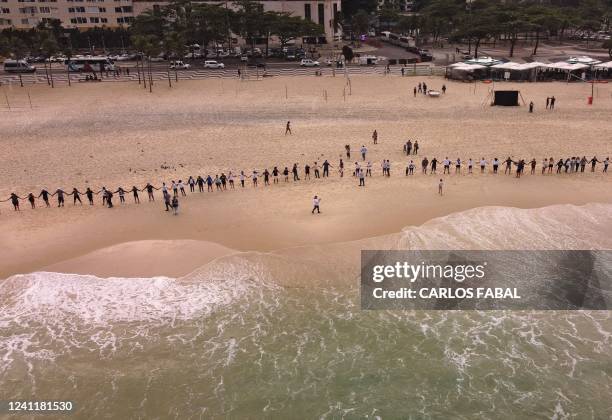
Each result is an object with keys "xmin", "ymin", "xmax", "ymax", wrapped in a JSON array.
[{"xmin": 493, "ymin": 90, "xmax": 519, "ymax": 106}]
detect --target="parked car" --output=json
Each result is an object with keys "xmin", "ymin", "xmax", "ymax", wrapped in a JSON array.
[
  {"xmin": 204, "ymin": 60, "xmax": 225, "ymax": 69},
  {"xmin": 3, "ymin": 59, "xmax": 36, "ymax": 73},
  {"xmin": 300, "ymin": 59, "xmax": 320, "ymax": 67},
  {"xmin": 240, "ymin": 55, "xmax": 248, "ymax": 62},
  {"xmin": 169, "ymin": 60, "xmax": 191, "ymax": 70}
]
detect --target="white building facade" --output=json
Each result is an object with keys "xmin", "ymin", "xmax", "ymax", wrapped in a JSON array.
[{"xmin": 0, "ymin": 0, "xmax": 341, "ymax": 43}]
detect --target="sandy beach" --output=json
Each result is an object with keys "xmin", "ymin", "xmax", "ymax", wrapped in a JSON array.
[{"xmin": 1, "ymin": 75, "xmax": 611, "ymax": 278}]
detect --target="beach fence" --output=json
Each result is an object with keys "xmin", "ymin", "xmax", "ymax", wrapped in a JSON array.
[{"xmin": 0, "ymin": 64, "xmax": 441, "ymax": 88}]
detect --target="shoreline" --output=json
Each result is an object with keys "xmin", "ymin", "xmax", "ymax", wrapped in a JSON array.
[{"xmin": 2, "ymin": 173, "xmax": 610, "ymax": 279}]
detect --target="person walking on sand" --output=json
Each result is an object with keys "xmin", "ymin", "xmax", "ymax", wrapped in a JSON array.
[
  {"xmin": 430, "ymin": 157, "xmax": 438, "ymax": 174},
  {"xmin": 312, "ymin": 195, "xmax": 321, "ymax": 214},
  {"xmin": 406, "ymin": 140, "xmax": 412, "ymax": 156},
  {"xmin": 366, "ymin": 161, "xmax": 372, "ymax": 176},
  {"xmin": 413, "ymin": 86, "xmax": 417, "ymax": 97},
  {"xmin": 413, "ymin": 141, "xmax": 419, "ymax": 155},
  {"xmin": 372, "ymin": 130, "xmax": 378, "ymax": 145},
  {"xmin": 442, "ymin": 84, "xmax": 446, "ymax": 94},
  {"xmin": 345, "ymin": 144, "xmax": 351, "ymax": 159},
  {"xmin": 529, "ymin": 101, "xmax": 534, "ymax": 113},
  {"xmin": 293, "ymin": 163, "xmax": 300, "ymax": 181},
  {"xmin": 550, "ymin": 96, "xmax": 555, "ymax": 110},
  {"xmin": 163, "ymin": 190, "xmax": 171, "ymax": 211},
  {"xmin": 546, "ymin": 97, "xmax": 550, "ymax": 109},
  {"xmin": 172, "ymin": 196, "xmax": 179, "ymax": 215},
  {"xmin": 438, "ymin": 179, "xmax": 444, "ymax": 195},
  {"xmin": 358, "ymin": 168, "xmax": 366, "ymax": 186},
  {"xmin": 285, "ymin": 121, "xmax": 292, "ymax": 135},
  {"xmin": 27, "ymin": 193, "xmax": 35, "ymax": 209},
  {"xmin": 360, "ymin": 145, "xmax": 368, "ymax": 161},
  {"xmin": 422, "ymin": 157, "xmax": 429, "ymax": 174}
]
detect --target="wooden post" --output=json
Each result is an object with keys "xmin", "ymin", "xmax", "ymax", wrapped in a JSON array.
[
  {"xmin": 19, "ymin": 74, "xmax": 23, "ymax": 88},
  {"xmin": 27, "ymin": 90, "xmax": 32, "ymax": 109},
  {"xmin": 285, "ymin": 85, "xmax": 288, "ymax": 99}
]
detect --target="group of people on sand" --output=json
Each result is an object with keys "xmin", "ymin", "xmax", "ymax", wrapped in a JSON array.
[{"xmin": 4, "ymin": 151, "xmax": 608, "ymax": 212}]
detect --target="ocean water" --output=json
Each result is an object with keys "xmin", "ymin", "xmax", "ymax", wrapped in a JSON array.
[{"xmin": 1, "ymin": 204, "xmax": 611, "ymax": 419}]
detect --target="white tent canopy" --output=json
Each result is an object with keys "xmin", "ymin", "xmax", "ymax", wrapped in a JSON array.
[
  {"xmin": 594, "ymin": 61, "xmax": 612, "ymax": 69},
  {"xmin": 491, "ymin": 62, "xmax": 545, "ymax": 71},
  {"xmin": 448, "ymin": 63, "xmax": 486, "ymax": 71},
  {"xmin": 567, "ymin": 56, "xmax": 601, "ymax": 65},
  {"xmin": 542, "ymin": 62, "xmax": 590, "ymax": 71},
  {"xmin": 464, "ymin": 56, "xmax": 502, "ymax": 66}
]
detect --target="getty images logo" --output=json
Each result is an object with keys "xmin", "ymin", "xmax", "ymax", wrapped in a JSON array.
[{"xmin": 371, "ymin": 261, "xmax": 487, "ymax": 283}]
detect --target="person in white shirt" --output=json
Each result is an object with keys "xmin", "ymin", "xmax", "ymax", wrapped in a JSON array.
[
  {"xmin": 358, "ymin": 168, "xmax": 365, "ymax": 186},
  {"xmin": 312, "ymin": 195, "xmax": 321, "ymax": 214},
  {"xmin": 467, "ymin": 158, "xmax": 473, "ymax": 174},
  {"xmin": 366, "ymin": 161, "xmax": 372, "ymax": 176},
  {"xmin": 443, "ymin": 157, "xmax": 451, "ymax": 174},
  {"xmin": 239, "ymin": 171, "xmax": 245, "ymax": 187},
  {"xmin": 360, "ymin": 145, "xmax": 368, "ymax": 160},
  {"xmin": 480, "ymin": 158, "xmax": 487, "ymax": 173}
]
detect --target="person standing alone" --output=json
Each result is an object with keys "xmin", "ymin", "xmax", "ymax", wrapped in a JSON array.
[
  {"xmin": 312, "ymin": 195, "xmax": 321, "ymax": 214},
  {"xmin": 285, "ymin": 121, "xmax": 292, "ymax": 135}
]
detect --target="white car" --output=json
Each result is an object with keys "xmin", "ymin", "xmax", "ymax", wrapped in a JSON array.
[
  {"xmin": 170, "ymin": 60, "xmax": 191, "ymax": 70},
  {"xmin": 300, "ymin": 59, "xmax": 320, "ymax": 67},
  {"xmin": 204, "ymin": 60, "xmax": 225, "ymax": 69},
  {"xmin": 240, "ymin": 55, "xmax": 248, "ymax": 62}
]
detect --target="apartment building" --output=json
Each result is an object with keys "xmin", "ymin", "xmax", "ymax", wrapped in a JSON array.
[
  {"xmin": 0, "ymin": 0, "xmax": 341, "ymax": 43},
  {"xmin": 0, "ymin": 0, "xmax": 135, "ymax": 29}
]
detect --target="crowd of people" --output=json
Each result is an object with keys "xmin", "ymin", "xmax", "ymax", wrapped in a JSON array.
[{"xmin": 2, "ymin": 132, "xmax": 609, "ymax": 213}]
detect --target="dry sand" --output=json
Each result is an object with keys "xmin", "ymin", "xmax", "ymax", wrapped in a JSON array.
[{"xmin": 1, "ymin": 75, "xmax": 611, "ymax": 278}]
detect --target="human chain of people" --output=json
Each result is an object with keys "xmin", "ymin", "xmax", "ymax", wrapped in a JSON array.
[{"xmin": 2, "ymin": 125, "xmax": 609, "ymax": 214}]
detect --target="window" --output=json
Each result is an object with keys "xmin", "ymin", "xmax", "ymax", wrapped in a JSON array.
[
  {"xmin": 100, "ymin": 17, "xmax": 106, "ymax": 22},
  {"xmin": 89, "ymin": 16, "xmax": 99, "ymax": 23},
  {"xmin": 116, "ymin": 16, "xmax": 133, "ymax": 23},
  {"xmin": 21, "ymin": 18, "xmax": 29, "ymax": 24},
  {"xmin": 39, "ymin": 6, "xmax": 49, "ymax": 12},
  {"xmin": 69, "ymin": 6, "xmax": 84, "ymax": 12},
  {"xmin": 71, "ymin": 16, "xmax": 86, "ymax": 23},
  {"xmin": 98, "ymin": 6, "xmax": 105, "ymax": 11},
  {"xmin": 0, "ymin": 18, "xmax": 12, "ymax": 24},
  {"xmin": 19, "ymin": 6, "xmax": 36, "ymax": 13},
  {"xmin": 318, "ymin": 3, "xmax": 324, "ymax": 26},
  {"xmin": 1, "ymin": 7, "xmax": 9, "ymax": 13},
  {"xmin": 304, "ymin": 4, "xmax": 311, "ymax": 20},
  {"xmin": 122, "ymin": 5, "xmax": 131, "ymax": 12},
  {"xmin": 114, "ymin": 6, "xmax": 120, "ymax": 12}
]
